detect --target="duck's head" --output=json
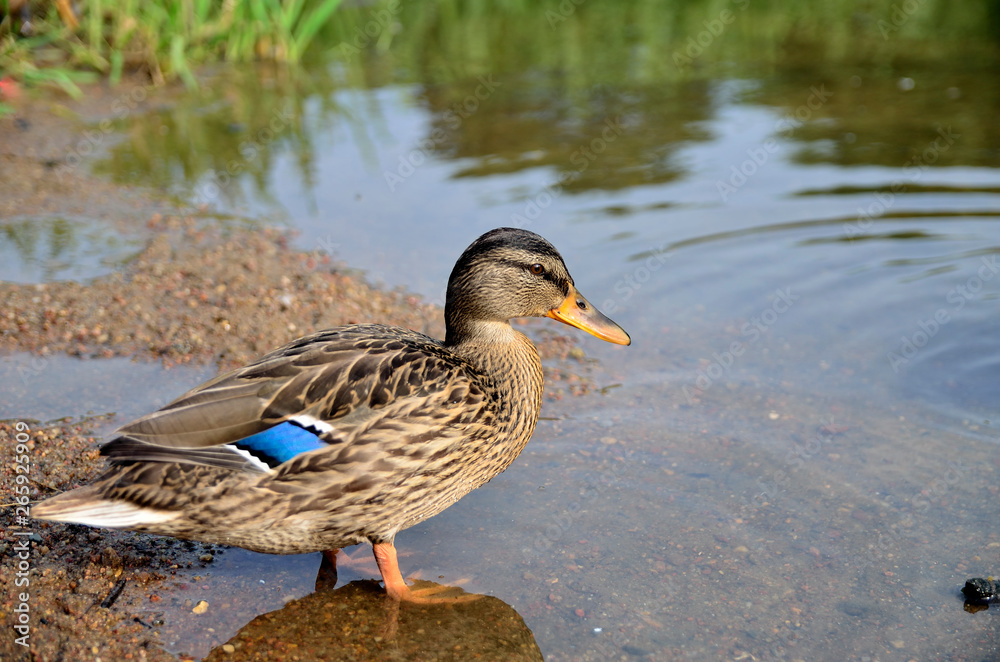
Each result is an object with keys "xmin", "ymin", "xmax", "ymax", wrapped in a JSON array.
[{"xmin": 445, "ymin": 227, "xmax": 631, "ymax": 346}]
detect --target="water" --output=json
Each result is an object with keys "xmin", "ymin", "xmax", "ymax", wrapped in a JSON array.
[
  {"xmin": 0, "ymin": 353, "xmax": 216, "ymax": 422},
  {"xmin": 5, "ymin": 5, "xmax": 1000, "ymax": 660},
  {"xmin": 0, "ymin": 216, "xmax": 144, "ymax": 284}
]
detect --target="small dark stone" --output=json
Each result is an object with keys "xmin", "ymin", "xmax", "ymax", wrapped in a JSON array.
[
  {"xmin": 839, "ymin": 601, "xmax": 870, "ymax": 617},
  {"xmin": 962, "ymin": 577, "xmax": 999, "ymax": 601},
  {"xmin": 622, "ymin": 644, "xmax": 653, "ymax": 657}
]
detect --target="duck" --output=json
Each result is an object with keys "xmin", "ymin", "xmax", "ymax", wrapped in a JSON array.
[{"xmin": 34, "ymin": 227, "xmax": 631, "ymax": 602}]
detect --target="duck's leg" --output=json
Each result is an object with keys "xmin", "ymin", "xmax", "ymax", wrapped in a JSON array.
[
  {"xmin": 372, "ymin": 541, "xmax": 478, "ymax": 603},
  {"xmin": 372, "ymin": 542, "xmax": 410, "ymax": 600},
  {"xmin": 322, "ymin": 549, "xmax": 340, "ymax": 568},
  {"xmin": 315, "ymin": 548, "xmax": 340, "ymax": 591}
]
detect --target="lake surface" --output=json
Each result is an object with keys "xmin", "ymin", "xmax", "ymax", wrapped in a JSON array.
[{"xmin": 5, "ymin": 3, "xmax": 1000, "ymax": 659}]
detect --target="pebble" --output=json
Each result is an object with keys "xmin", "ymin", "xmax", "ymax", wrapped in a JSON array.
[
  {"xmin": 222, "ymin": 644, "xmax": 236, "ymax": 653},
  {"xmin": 192, "ymin": 599, "xmax": 209, "ymax": 614},
  {"xmin": 101, "ymin": 547, "xmax": 121, "ymax": 567}
]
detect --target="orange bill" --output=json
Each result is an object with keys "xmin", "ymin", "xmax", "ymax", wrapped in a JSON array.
[{"xmin": 545, "ymin": 286, "xmax": 631, "ymax": 346}]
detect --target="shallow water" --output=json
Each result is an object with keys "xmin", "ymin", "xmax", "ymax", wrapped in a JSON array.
[
  {"xmin": 0, "ymin": 353, "xmax": 216, "ymax": 422},
  {"xmin": 0, "ymin": 216, "xmax": 144, "ymax": 284},
  {"xmin": 6, "ymin": 4, "xmax": 1000, "ymax": 660}
]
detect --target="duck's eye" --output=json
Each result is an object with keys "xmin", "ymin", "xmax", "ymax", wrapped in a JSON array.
[{"xmin": 530, "ymin": 263, "xmax": 545, "ymax": 275}]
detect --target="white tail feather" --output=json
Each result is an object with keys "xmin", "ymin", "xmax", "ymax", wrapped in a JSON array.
[{"xmin": 34, "ymin": 499, "xmax": 179, "ymax": 528}]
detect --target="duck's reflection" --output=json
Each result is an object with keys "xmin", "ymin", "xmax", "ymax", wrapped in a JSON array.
[{"xmin": 201, "ymin": 558, "xmax": 543, "ymax": 661}]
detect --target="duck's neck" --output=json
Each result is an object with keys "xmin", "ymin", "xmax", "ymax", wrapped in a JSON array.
[
  {"xmin": 446, "ymin": 320, "xmax": 544, "ymax": 425},
  {"xmin": 446, "ymin": 320, "xmax": 538, "ymax": 373},
  {"xmin": 445, "ymin": 318, "xmax": 515, "ymax": 350}
]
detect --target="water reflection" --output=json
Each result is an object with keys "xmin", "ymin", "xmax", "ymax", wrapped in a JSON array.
[
  {"xmin": 92, "ymin": 69, "xmax": 710, "ymax": 206},
  {"xmin": 752, "ymin": 69, "xmax": 1000, "ymax": 168},
  {"xmin": 0, "ymin": 216, "xmax": 143, "ymax": 284},
  {"xmin": 200, "ymin": 577, "xmax": 542, "ymax": 662},
  {"xmin": 135, "ymin": 543, "xmax": 544, "ymax": 660},
  {"xmin": 420, "ymin": 77, "xmax": 704, "ymax": 192},
  {"xmin": 89, "ymin": 66, "xmax": 332, "ymax": 211}
]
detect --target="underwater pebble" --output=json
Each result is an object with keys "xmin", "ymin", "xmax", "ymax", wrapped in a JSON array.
[{"xmin": 192, "ymin": 600, "xmax": 209, "ymax": 614}]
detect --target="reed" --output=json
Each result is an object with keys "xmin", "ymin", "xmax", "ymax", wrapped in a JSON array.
[
  {"xmin": 0, "ymin": 0, "xmax": 344, "ymax": 94},
  {"xmin": 1, "ymin": 0, "xmax": 995, "ymax": 100}
]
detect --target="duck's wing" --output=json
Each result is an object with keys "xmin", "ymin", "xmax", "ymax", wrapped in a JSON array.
[{"xmin": 100, "ymin": 324, "xmax": 491, "ymax": 473}]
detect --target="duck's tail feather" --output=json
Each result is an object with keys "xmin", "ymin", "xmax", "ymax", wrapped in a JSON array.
[{"xmin": 33, "ymin": 489, "xmax": 179, "ymax": 528}]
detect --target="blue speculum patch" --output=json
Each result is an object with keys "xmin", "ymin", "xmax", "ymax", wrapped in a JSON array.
[{"xmin": 234, "ymin": 421, "xmax": 327, "ymax": 467}]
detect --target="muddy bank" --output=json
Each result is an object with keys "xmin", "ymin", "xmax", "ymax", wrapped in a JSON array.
[
  {"xmin": 1, "ymin": 219, "xmax": 443, "ymax": 369},
  {"xmin": 1, "ymin": 418, "xmax": 207, "ymax": 662}
]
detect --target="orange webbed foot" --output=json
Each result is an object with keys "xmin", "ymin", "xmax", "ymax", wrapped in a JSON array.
[
  {"xmin": 391, "ymin": 579, "xmax": 481, "ymax": 604},
  {"xmin": 372, "ymin": 541, "xmax": 480, "ymax": 604}
]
